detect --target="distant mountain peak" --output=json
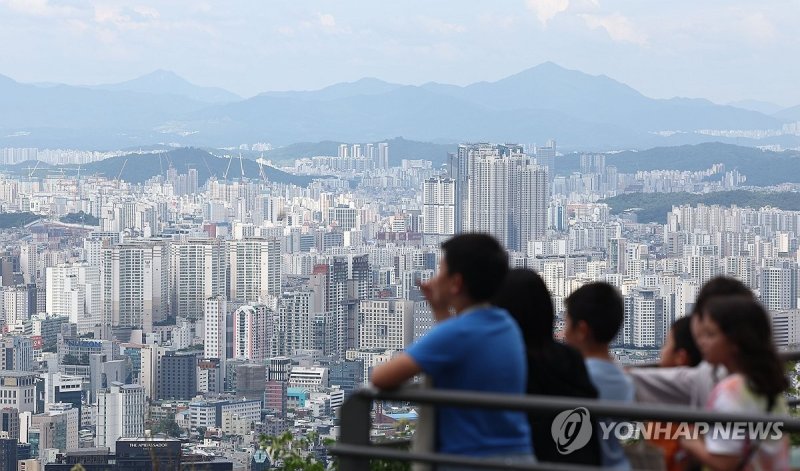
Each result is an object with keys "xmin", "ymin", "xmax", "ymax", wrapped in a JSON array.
[{"xmin": 94, "ymin": 70, "xmax": 241, "ymax": 103}]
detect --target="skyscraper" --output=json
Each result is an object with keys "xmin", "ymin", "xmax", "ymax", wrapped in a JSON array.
[
  {"xmin": 46, "ymin": 262, "xmax": 102, "ymax": 335},
  {"xmin": 171, "ymin": 239, "xmax": 226, "ymax": 319},
  {"xmin": 452, "ymin": 144, "xmax": 547, "ymax": 251},
  {"xmin": 422, "ymin": 176, "xmax": 455, "ymax": 244},
  {"xmin": 102, "ymin": 240, "xmax": 170, "ymax": 331},
  {"xmin": 233, "ymin": 304, "xmax": 272, "ymax": 362},
  {"xmin": 228, "ymin": 238, "xmax": 281, "ymax": 303},
  {"xmin": 378, "ymin": 142, "xmax": 389, "ymax": 170},
  {"xmin": 358, "ymin": 299, "xmax": 414, "ymax": 351},
  {"xmin": 535, "ymin": 139, "xmax": 556, "ymax": 177}
]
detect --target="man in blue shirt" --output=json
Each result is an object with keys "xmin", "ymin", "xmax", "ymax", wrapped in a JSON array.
[{"xmin": 372, "ymin": 233, "xmax": 533, "ymax": 463}]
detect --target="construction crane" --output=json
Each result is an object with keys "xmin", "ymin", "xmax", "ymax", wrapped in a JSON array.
[
  {"xmin": 26, "ymin": 160, "xmax": 41, "ymax": 178},
  {"xmin": 223, "ymin": 154, "xmax": 233, "ymax": 181},
  {"xmin": 116, "ymin": 159, "xmax": 128, "ymax": 181}
]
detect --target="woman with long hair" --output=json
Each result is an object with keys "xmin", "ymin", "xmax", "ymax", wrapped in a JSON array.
[{"xmin": 493, "ymin": 268, "xmax": 602, "ymax": 466}]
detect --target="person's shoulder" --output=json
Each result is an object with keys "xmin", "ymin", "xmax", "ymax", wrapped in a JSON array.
[{"xmin": 713, "ymin": 372, "xmax": 747, "ymax": 395}]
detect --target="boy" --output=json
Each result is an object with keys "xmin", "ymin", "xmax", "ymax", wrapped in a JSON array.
[
  {"xmin": 371, "ymin": 233, "xmax": 532, "ymax": 463},
  {"xmin": 564, "ymin": 282, "xmax": 634, "ymax": 470}
]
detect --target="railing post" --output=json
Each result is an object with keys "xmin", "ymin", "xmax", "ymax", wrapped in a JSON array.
[{"xmin": 338, "ymin": 392, "xmax": 373, "ymax": 471}]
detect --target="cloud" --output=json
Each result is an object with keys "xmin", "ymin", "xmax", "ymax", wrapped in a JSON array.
[
  {"xmin": 318, "ymin": 13, "xmax": 336, "ymax": 28},
  {"xmin": 580, "ymin": 13, "xmax": 648, "ymax": 45},
  {"xmin": 526, "ymin": 0, "xmax": 570, "ymax": 26},
  {"xmin": 0, "ymin": 0, "xmax": 77, "ymax": 17},
  {"xmin": 738, "ymin": 11, "xmax": 777, "ymax": 43},
  {"xmin": 418, "ymin": 16, "xmax": 466, "ymax": 34}
]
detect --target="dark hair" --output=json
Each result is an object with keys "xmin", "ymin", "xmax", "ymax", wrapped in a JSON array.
[
  {"xmin": 704, "ymin": 297, "xmax": 788, "ymax": 402},
  {"xmin": 441, "ymin": 233, "xmax": 508, "ymax": 302},
  {"xmin": 492, "ymin": 268, "xmax": 554, "ymax": 350},
  {"xmin": 693, "ymin": 276, "xmax": 753, "ymax": 319},
  {"xmin": 670, "ymin": 316, "xmax": 702, "ymax": 367},
  {"xmin": 565, "ymin": 282, "xmax": 623, "ymax": 344}
]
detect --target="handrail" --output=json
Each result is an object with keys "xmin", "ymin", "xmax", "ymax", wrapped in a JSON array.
[
  {"xmin": 331, "ymin": 386, "xmax": 800, "ymax": 471},
  {"xmin": 359, "ymin": 386, "xmax": 800, "ymax": 429}
]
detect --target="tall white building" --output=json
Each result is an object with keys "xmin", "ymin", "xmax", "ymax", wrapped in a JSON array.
[
  {"xmin": 171, "ymin": 239, "xmax": 226, "ymax": 319},
  {"xmin": 1, "ymin": 285, "xmax": 31, "ymax": 329},
  {"xmin": 358, "ymin": 299, "xmax": 414, "ymax": 351},
  {"xmin": 454, "ymin": 144, "xmax": 547, "ymax": 251},
  {"xmin": 96, "ymin": 383, "xmax": 146, "ymax": 453},
  {"xmin": 228, "ymin": 238, "xmax": 281, "ymax": 303},
  {"xmin": 204, "ymin": 296, "xmax": 227, "ymax": 361},
  {"xmin": 46, "ymin": 262, "xmax": 102, "ymax": 335},
  {"xmin": 233, "ymin": 304, "xmax": 272, "ymax": 362},
  {"xmin": 761, "ymin": 263, "xmax": 798, "ymax": 312},
  {"xmin": 102, "ymin": 240, "xmax": 170, "ymax": 331},
  {"xmin": 378, "ymin": 142, "xmax": 389, "ymax": 170},
  {"xmin": 422, "ymin": 177, "xmax": 455, "ymax": 244},
  {"xmin": 276, "ymin": 291, "xmax": 317, "ymax": 357},
  {"xmin": 509, "ymin": 157, "xmax": 548, "ymax": 251}
]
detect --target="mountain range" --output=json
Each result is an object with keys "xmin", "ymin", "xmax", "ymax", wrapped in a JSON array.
[{"xmin": 1, "ymin": 63, "xmax": 798, "ymax": 150}]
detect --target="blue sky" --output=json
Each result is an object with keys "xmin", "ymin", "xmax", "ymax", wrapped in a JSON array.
[{"xmin": 0, "ymin": 0, "xmax": 797, "ymax": 107}]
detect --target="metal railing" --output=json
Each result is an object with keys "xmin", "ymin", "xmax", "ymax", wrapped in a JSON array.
[{"xmin": 330, "ymin": 349, "xmax": 800, "ymax": 470}]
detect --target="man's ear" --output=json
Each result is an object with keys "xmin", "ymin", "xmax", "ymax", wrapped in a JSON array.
[
  {"xmin": 449, "ymin": 272, "xmax": 464, "ymax": 297},
  {"xmin": 576, "ymin": 320, "xmax": 591, "ymax": 342}
]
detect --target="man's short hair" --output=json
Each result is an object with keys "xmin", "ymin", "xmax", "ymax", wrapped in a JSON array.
[
  {"xmin": 441, "ymin": 233, "xmax": 508, "ymax": 302},
  {"xmin": 693, "ymin": 276, "xmax": 753, "ymax": 319},
  {"xmin": 565, "ymin": 282, "xmax": 624, "ymax": 344}
]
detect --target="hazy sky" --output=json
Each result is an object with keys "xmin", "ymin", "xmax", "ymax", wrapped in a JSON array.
[{"xmin": 1, "ymin": 0, "xmax": 798, "ymax": 107}]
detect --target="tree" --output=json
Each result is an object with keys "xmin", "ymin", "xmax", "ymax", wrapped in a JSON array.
[
  {"xmin": 259, "ymin": 431, "xmax": 411, "ymax": 471},
  {"xmin": 261, "ymin": 432, "xmax": 327, "ymax": 471}
]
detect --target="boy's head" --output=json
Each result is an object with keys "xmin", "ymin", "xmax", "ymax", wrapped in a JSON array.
[
  {"xmin": 564, "ymin": 282, "xmax": 624, "ymax": 350},
  {"xmin": 660, "ymin": 316, "xmax": 702, "ymax": 367},
  {"xmin": 431, "ymin": 233, "xmax": 508, "ymax": 308}
]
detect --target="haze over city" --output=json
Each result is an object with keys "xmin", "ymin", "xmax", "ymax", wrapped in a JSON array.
[
  {"xmin": 1, "ymin": 1, "xmax": 800, "ymax": 470},
  {"xmin": 1, "ymin": 0, "xmax": 798, "ymax": 105}
]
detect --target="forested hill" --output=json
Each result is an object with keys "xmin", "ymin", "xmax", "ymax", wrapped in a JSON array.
[{"xmin": 602, "ymin": 191, "xmax": 800, "ymax": 224}]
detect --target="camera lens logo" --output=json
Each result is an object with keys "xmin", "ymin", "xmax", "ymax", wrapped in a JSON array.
[{"xmin": 551, "ymin": 407, "xmax": 592, "ymax": 455}]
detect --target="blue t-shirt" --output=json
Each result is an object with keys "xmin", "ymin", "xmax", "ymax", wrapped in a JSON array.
[
  {"xmin": 405, "ymin": 306, "xmax": 532, "ymax": 457},
  {"xmin": 585, "ymin": 358, "xmax": 635, "ymax": 471}
]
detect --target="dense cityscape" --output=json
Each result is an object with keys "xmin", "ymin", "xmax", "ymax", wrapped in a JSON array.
[
  {"xmin": 0, "ymin": 135, "xmax": 798, "ymax": 469},
  {"xmin": 2, "ymin": 1, "xmax": 800, "ymax": 470}
]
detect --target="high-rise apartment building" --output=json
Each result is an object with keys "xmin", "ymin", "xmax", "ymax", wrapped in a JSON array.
[
  {"xmin": 228, "ymin": 238, "xmax": 281, "ymax": 303},
  {"xmin": 102, "ymin": 240, "xmax": 170, "ymax": 331},
  {"xmin": 233, "ymin": 304, "xmax": 272, "ymax": 362},
  {"xmin": 170, "ymin": 239, "xmax": 226, "ymax": 319},
  {"xmin": 422, "ymin": 177, "xmax": 455, "ymax": 244},
  {"xmin": 46, "ymin": 262, "xmax": 102, "ymax": 334},
  {"xmin": 358, "ymin": 299, "xmax": 414, "ymax": 351},
  {"xmin": 451, "ymin": 144, "xmax": 547, "ymax": 250},
  {"xmin": 761, "ymin": 262, "xmax": 798, "ymax": 312},
  {"xmin": 378, "ymin": 142, "xmax": 389, "ymax": 170}
]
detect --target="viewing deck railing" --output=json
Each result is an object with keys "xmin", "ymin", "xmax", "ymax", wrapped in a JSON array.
[{"xmin": 329, "ymin": 349, "xmax": 800, "ymax": 470}]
